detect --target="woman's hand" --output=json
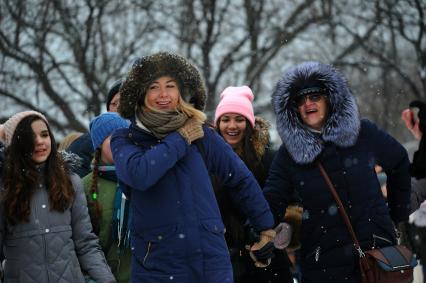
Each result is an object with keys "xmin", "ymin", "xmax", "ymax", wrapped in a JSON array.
[
  {"xmin": 178, "ymin": 117, "xmax": 204, "ymax": 144},
  {"xmin": 247, "ymin": 229, "xmax": 276, "ymax": 268},
  {"xmin": 273, "ymin": 222, "xmax": 293, "ymax": 249},
  {"xmin": 401, "ymin": 109, "xmax": 422, "ymax": 140}
]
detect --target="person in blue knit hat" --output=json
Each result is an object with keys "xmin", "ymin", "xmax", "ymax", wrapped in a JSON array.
[
  {"xmin": 82, "ymin": 112, "xmax": 131, "ymax": 283},
  {"xmin": 68, "ymin": 79, "xmax": 123, "ymax": 177}
]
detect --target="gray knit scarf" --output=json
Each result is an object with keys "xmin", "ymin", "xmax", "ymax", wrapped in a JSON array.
[{"xmin": 137, "ymin": 107, "xmax": 188, "ymax": 139}]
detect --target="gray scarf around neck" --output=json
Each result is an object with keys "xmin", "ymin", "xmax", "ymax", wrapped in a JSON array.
[{"xmin": 137, "ymin": 107, "xmax": 188, "ymax": 139}]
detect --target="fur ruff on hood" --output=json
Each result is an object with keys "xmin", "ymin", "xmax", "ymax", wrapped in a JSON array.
[
  {"xmin": 58, "ymin": 150, "xmax": 83, "ymax": 173},
  {"xmin": 272, "ymin": 61, "xmax": 360, "ymax": 164},
  {"xmin": 119, "ymin": 52, "xmax": 207, "ymax": 119}
]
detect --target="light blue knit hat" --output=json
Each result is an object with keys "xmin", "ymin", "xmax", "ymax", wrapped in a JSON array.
[{"xmin": 89, "ymin": 112, "xmax": 129, "ymax": 149}]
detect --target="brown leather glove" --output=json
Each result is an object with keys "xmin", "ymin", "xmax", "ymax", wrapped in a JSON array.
[
  {"xmin": 247, "ymin": 229, "xmax": 276, "ymax": 268},
  {"xmin": 178, "ymin": 117, "xmax": 204, "ymax": 144}
]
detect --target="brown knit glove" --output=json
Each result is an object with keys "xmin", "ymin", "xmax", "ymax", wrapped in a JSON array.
[
  {"xmin": 247, "ymin": 229, "xmax": 276, "ymax": 268},
  {"xmin": 177, "ymin": 117, "xmax": 204, "ymax": 144}
]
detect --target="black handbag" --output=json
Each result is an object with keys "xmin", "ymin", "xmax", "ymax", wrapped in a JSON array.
[{"xmin": 318, "ymin": 163, "xmax": 416, "ymax": 283}]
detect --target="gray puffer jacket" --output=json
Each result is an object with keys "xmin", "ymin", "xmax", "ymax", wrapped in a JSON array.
[{"xmin": 0, "ymin": 167, "xmax": 115, "ymax": 283}]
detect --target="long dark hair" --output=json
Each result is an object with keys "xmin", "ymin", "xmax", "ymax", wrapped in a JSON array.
[
  {"xmin": 215, "ymin": 118, "xmax": 268, "ymax": 246},
  {"xmin": 3, "ymin": 115, "xmax": 74, "ymax": 224}
]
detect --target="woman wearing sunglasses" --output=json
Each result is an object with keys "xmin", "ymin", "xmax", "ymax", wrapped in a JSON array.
[{"xmin": 263, "ymin": 61, "xmax": 411, "ymax": 283}]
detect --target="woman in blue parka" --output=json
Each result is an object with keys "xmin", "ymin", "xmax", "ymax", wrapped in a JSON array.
[
  {"xmin": 263, "ymin": 62, "xmax": 411, "ymax": 283},
  {"xmin": 110, "ymin": 52, "xmax": 276, "ymax": 283}
]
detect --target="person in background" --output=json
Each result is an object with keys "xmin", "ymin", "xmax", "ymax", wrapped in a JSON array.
[
  {"xmin": 0, "ymin": 111, "xmax": 115, "ymax": 283},
  {"xmin": 263, "ymin": 61, "xmax": 411, "ymax": 283},
  {"xmin": 111, "ymin": 52, "xmax": 276, "ymax": 282},
  {"xmin": 58, "ymin": 132, "xmax": 83, "ymax": 151},
  {"xmin": 401, "ymin": 100, "xmax": 426, "ymax": 282},
  {"xmin": 213, "ymin": 85, "xmax": 293, "ymax": 283},
  {"xmin": 68, "ymin": 79, "xmax": 122, "ymax": 177},
  {"xmin": 83, "ymin": 112, "xmax": 131, "ymax": 282},
  {"xmin": 401, "ymin": 100, "xmax": 426, "ymax": 203}
]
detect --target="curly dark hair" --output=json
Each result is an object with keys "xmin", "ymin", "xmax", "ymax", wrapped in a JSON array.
[
  {"xmin": 2, "ymin": 115, "xmax": 74, "ymax": 224},
  {"xmin": 214, "ymin": 118, "xmax": 269, "ymax": 246}
]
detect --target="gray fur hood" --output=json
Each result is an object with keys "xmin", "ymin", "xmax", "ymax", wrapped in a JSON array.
[
  {"xmin": 272, "ymin": 61, "xmax": 360, "ymax": 164},
  {"xmin": 59, "ymin": 150, "xmax": 83, "ymax": 173}
]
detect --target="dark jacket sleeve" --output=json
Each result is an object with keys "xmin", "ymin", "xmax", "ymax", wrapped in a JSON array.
[
  {"xmin": 203, "ymin": 128, "xmax": 274, "ymax": 232},
  {"xmin": 366, "ymin": 120, "xmax": 411, "ymax": 223},
  {"xmin": 262, "ymin": 145, "xmax": 295, "ymax": 225},
  {"xmin": 70, "ymin": 174, "xmax": 116, "ymax": 283}
]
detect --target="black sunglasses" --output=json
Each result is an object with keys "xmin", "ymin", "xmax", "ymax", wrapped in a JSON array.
[{"xmin": 293, "ymin": 93, "xmax": 325, "ymax": 107}]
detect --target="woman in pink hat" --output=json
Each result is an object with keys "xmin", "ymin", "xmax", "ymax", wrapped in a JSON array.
[{"xmin": 214, "ymin": 86, "xmax": 294, "ymax": 283}]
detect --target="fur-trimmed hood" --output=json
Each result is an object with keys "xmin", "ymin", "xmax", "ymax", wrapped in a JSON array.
[
  {"xmin": 119, "ymin": 52, "xmax": 207, "ymax": 119},
  {"xmin": 58, "ymin": 150, "xmax": 83, "ymax": 173},
  {"xmin": 272, "ymin": 61, "xmax": 360, "ymax": 164}
]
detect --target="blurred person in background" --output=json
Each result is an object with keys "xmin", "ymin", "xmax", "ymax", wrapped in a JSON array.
[
  {"xmin": 401, "ymin": 100, "xmax": 426, "ymax": 282},
  {"xmin": 83, "ymin": 112, "xmax": 130, "ymax": 282},
  {"xmin": 58, "ymin": 132, "xmax": 83, "ymax": 151},
  {"xmin": 68, "ymin": 79, "xmax": 122, "ymax": 177}
]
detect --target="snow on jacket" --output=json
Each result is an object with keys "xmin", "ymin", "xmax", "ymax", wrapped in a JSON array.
[
  {"xmin": 0, "ymin": 165, "xmax": 115, "ymax": 283},
  {"xmin": 264, "ymin": 61, "xmax": 411, "ymax": 283},
  {"xmin": 111, "ymin": 123, "xmax": 274, "ymax": 283}
]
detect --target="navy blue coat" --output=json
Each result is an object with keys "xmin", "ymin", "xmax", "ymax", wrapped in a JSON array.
[
  {"xmin": 111, "ymin": 124, "xmax": 274, "ymax": 283},
  {"xmin": 264, "ymin": 62, "xmax": 411, "ymax": 283},
  {"xmin": 67, "ymin": 132, "xmax": 94, "ymax": 177}
]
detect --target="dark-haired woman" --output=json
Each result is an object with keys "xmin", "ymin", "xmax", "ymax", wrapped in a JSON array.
[
  {"xmin": 0, "ymin": 111, "xmax": 115, "ymax": 283},
  {"xmin": 83, "ymin": 112, "xmax": 131, "ymax": 282},
  {"xmin": 214, "ymin": 86, "xmax": 293, "ymax": 283}
]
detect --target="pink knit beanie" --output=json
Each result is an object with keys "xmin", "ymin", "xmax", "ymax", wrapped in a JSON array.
[
  {"xmin": 214, "ymin": 86, "xmax": 255, "ymax": 127},
  {"xmin": 0, "ymin": 110, "xmax": 47, "ymax": 147}
]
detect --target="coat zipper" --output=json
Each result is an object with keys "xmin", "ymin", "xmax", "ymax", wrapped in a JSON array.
[
  {"xmin": 143, "ymin": 242, "xmax": 152, "ymax": 266},
  {"xmin": 372, "ymin": 233, "xmax": 392, "ymax": 248}
]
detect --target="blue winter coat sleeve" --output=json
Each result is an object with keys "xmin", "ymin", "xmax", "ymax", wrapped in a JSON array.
[
  {"xmin": 202, "ymin": 128, "xmax": 275, "ymax": 232},
  {"xmin": 365, "ymin": 120, "xmax": 411, "ymax": 222},
  {"xmin": 262, "ymin": 145, "xmax": 294, "ymax": 225},
  {"xmin": 111, "ymin": 129, "xmax": 189, "ymax": 191}
]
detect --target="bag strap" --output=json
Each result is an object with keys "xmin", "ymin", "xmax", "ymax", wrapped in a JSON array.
[
  {"xmin": 317, "ymin": 162, "xmax": 365, "ymax": 258},
  {"xmin": 194, "ymin": 139, "xmax": 208, "ymax": 166}
]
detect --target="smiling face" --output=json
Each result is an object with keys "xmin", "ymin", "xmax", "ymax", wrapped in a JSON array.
[
  {"xmin": 218, "ymin": 113, "xmax": 247, "ymax": 148},
  {"xmin": 145, "ymin": 76, "xmax": 180, "ymax": 111},
  {"xmin": 31, "ymin": 119, "xmax": 52, "ymax": 163},
  {"xmin": 296, "ymin": 93, "xmax": 328, "ymax": 131}
]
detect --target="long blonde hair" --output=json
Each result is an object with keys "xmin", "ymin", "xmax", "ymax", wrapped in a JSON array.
[{"xmin": 58, "ymin": 132, "xmax": 83, "ymax": 151}]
